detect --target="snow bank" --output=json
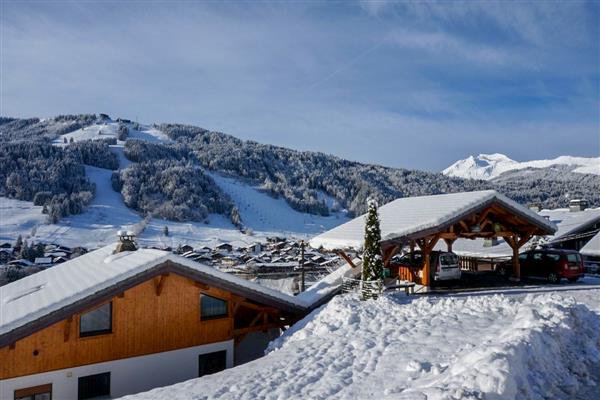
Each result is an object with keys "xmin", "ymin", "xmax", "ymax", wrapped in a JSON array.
[{"xmin": 121, "ymin": 291, "xmax": 600, "ymax": 399}]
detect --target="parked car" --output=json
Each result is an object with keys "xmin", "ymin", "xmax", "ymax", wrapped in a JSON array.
[
  {"xmin": 496, "ymin": 249, "xmax": 584, "ymax": 283},
  {"xmin": 390, "ymin": 250, "xmax": 461, "ymax": 281}
]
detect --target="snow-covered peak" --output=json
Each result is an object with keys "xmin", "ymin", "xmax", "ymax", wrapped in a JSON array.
[{"xmin": 443, "ymin": 153, "xmax": 600, "ymax": 180}]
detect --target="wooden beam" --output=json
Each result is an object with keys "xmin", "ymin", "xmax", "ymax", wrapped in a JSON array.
[
  {"xmin": 382, "ymin": 245, "xmax": 400, "ymax": 267},
  {"xmin": 238, "ymin": 301, "xmax": 280, "ymax": 316},
  {"xmin": 459, "ymin": 220, "xmax": 469, "ymax": 232},
  {"xmin": 63, "ymin": 316, "xmax": 72, "ymax": 342},
  {"xmin": 232, "ymin": 302, "xmax": 242, "ymax": 317},
  {"xmin": 249, "ymin": 312, "xmax": 263, "ymax": 327},
  {"xmin": 194, "ymin": 281, "xmax": 209, "ymax": 290},
  {"xmin": 233, "ymin": 322, "xmax": 284, "ymax": 336},
  {"xmin": 476, "ymin": 209, "xmax": 492, "ymax": 226},
  {"xmin": 444, "ymin": 238, "xmax": 456, "ymax": 252},
  {"xmin": 154, "ymin": 273, "xmax": 169, "ymax": 296},
  {"xmin": 439, "ymin": 232, "xmax": 458, "ymax": 240},
  {"xmin": 337, "ymin": 251, "xmax": 357, "ymax": 268}
]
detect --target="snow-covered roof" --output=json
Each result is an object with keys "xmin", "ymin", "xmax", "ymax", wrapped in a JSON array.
[
  {"xmin": 541, "ymin": 207, "xmax": 600, "ymax": 244},
  {"xmin": 581, "ymin": 232, "xmax": 600, "ymax": 257},
  {"xmin": 310, "ymin": 190, "xmax": 556, "ymax": 251},
  {"xmin": 444, "ymin": 207, "xmax": 600, "ymax": 258},
  {"xmin": 0, "ymin": 244, "xmax": 312, "ymax": 342}
]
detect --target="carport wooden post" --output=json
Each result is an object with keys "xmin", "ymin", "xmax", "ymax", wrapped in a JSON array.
[
  {"xmin": 417, "ymin": 235, "xmax": 440, "ymax": 287},
  {"xmin": 506, "ymin": 234, "xmax": 533, "ymax": 281},
  {"xmin": 444, "ymin": 238, "xmax": 456, "ymax": 253}
]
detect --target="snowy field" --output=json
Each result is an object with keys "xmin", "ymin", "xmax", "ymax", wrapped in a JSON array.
[
  {"xmin": 0, "ymin": 119, "xmax": 350, "ymax": 249},
  {"xmin": 122, "ymin": 279, "xmax": 600, "ymax": 400},
  {"xmin": 0, "ymin": 170, "xmax": 349, "ymax": 250}
]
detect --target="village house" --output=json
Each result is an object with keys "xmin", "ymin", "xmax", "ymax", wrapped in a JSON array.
[{"xmin": 0, "ymin": 237, "xmax": 308, "ymax": 400}]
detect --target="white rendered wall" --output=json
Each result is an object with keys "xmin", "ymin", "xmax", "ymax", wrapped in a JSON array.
[{"xmin": 0, "ymin": 340, "xmax": 233, "ymax": 399}]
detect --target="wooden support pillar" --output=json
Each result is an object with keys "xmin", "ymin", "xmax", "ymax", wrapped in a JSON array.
[
  {"xmin": 505, "ymin": 234, "xmax": 532, "ymax": 281},
  {"xmin": 422, "ymin": 250, "xmax": 432, "ymax": 287},
  {"xmin": 382, "ymin": 245, "xmax": 400, "ymax": 267},
  {"xmin": 443, "ymin": 238, "xmax": 456, "ymax": 253},
  {"xmin": 417, "ymin": 234, "xmax": 440, "ymax": 287}
]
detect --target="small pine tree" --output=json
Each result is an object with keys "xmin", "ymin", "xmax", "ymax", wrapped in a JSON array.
[
  {"xmin": 63, "ymin": 137, "xmax": 67, "ymax": 144},
  {"xmin": 15, "ymin": 234, "xmax": 23, "ymax": 250},
  {"xmin": 362, "ymin": 198, "xmax": 383, "ymax": 282},
  {"xmin": 163, "ymin": 225, "xmax": 169, "ymax": 236}
]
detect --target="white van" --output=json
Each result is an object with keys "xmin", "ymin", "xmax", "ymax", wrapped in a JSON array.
[{"xmin": 392, "ymin": 251, "xmax": 461, "ymax": 281}]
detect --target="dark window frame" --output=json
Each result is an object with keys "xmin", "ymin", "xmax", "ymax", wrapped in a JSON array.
[
  {"xmin": 200, "ymin": 293, "xmax": 229, "ymax": 321},
  {"xmin": 79, "ymin": 302, "xmax": 113, "ymax": 338},
  {"xmin": 198, "ymin": 350, "xmax": 227, "ymax": 377},
  {"xmin": 77, "ymin": 371, "xmax": 111, "ymax": 400},
  {"xmin": 14, "ymin": 383, "xmax": 52, "ymax": 400}
]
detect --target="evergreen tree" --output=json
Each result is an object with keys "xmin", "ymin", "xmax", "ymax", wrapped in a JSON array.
[
  {"xmin": 163, "ymin": 225, "xmax": 169, "ymax": 236},
  {"xmin": 14, "ymin": 235, "xmax": 23, "ymax": 252},
  {"xmin": 362, "ymin": 198, "xmax": 383, "ymax": 282}
]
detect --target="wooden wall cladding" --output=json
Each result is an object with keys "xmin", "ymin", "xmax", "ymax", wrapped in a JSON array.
[{"xmin": 1, "ymin": 273, "xmax": 233, "ymax": 379}]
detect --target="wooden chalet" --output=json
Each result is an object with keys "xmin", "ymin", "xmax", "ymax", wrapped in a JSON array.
[
  {"xmin": 310, "ymin": 190, "xmax": 556, "ymax": 287},
  {"xmin": 0, "ymin": 241, "xmax": 307, "ymax": 399}
]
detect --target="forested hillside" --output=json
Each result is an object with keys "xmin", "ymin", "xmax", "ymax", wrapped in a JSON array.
[{"xmin": 1, "ymin": 115, "xmax": 598, "ymax": 228}]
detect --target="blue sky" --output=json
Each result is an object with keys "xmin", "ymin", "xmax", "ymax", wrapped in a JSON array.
[{"xmin": 1, "ymin": 1, "xmax": 599, "ymax": 171}]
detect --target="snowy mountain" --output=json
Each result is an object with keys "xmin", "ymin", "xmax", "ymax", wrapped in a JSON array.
[
  {"xmin": 2, "ymin": 115, "xmax": 600, "ymax": 249},
  {"xmin": 443, "ymin": 153, "xmax": 600, "ymax": 180}
]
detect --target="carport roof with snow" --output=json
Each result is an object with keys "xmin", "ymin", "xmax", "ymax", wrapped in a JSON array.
[{"xmin": 309, "ymin": 190, "xmax": 557, "ymax": 251}]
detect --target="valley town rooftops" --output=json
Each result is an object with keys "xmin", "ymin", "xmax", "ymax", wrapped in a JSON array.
[
  {"xmin": 0, "ymin": 244, "xmax": 312, "ymax": 346},
  {"xmin": 309, "ymin": 190, "xmax": 557, "ymax": 251}
]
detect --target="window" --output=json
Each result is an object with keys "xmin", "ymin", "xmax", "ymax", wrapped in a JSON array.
[
  {"xmin": 79, "ymin": 302, "xmax": 112, "ymax": 337},
  {"xmin": 14, "ymin": 384, "xmax": 52, "ymax": 400},
  {"xmin": 200, "ymin": 294, "xmax": 228, "ymax": 321},
  {"xmin": 198, "ymin": 350, "xmax": 227, "ymax": 377},
  {"xmin": 546, "ymin": 254, "xmax": 561, "ymax": 262},
  {"xmin": 567, "ymin": 253, "xmax": 582, "ymax": 263},
  {"xmin": 78, "ymin": 372, "xmax": 110, "ymax": 400},
  {"xmin": 533, "ymin": 253, "xmax": 544, "ymax": 261},
  {"xmin": 518, "ymin": 253, "xmax": 528, "ymax": 262}
]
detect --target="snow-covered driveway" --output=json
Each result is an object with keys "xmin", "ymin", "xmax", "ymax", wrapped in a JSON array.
[{"xmin": 123, "ymin": 281, "xmax": 600, "ymax": 400}]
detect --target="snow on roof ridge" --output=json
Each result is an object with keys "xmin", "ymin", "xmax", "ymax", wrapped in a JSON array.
[
  {"xmin": 309, "ymin": 190, "xmax": 556, "ymax": 251},
  {"xmin": 0, "ymin": 244, "xmax": 313, "ymax": 338}
]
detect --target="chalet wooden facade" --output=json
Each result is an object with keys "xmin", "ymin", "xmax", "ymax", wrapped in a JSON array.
[{"xmin": 0, "ymin": 245, "xmax": 307, "ymax": 399}]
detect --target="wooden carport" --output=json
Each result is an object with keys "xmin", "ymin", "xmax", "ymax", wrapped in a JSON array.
[{"xmin": 310, "ymin": 190, "xmax": 556, "ymax": 288}]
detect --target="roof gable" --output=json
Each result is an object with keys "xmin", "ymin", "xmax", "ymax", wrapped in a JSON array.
[
  {"xmin": 0, "ymin": 245, "xmax": 308, "ymax": 347},
  {"xmin": 310, "ymin": 190, "xmax": 556, "ymax": 251}
]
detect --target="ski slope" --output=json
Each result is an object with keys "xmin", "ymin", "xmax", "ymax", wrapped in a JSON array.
[
  {"xmin": 209, "ymin": 172, "xmax": 350, "ymax": 237},
  {"xmin": 52, "ymin": 121, "xmax": 171, "ymax": 145}
]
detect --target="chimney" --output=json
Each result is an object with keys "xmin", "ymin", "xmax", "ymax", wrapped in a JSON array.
[
  {"xmin": 569, "ymin": 199, "xmax": 587, "ymax": 213},
  {"xmin": 115, "ymin": 230, "xmax": 137, "ymax": 253}
]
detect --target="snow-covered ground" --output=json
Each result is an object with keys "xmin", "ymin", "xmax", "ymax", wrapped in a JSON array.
[
  {"xmin": 1, "ymin": 169, "xmax": 350, "ymax": 250},
  {"xmin": 52, "ymin": 121, "xmax": 171, "ymax": 145},
  {"xmin": 443, "ymin": 153, "xmax": 600, "ymax": 180},
  {"xmin": 208, "ymin": 172, "xmax": 350, "ymax": 237},
  {"xmin": 1, "ymin": 166, "xmax": 141, "ymax": 249},
  {"xmin": 122, "ymin": 279, "xmax": 600, "ymax": 400}
]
